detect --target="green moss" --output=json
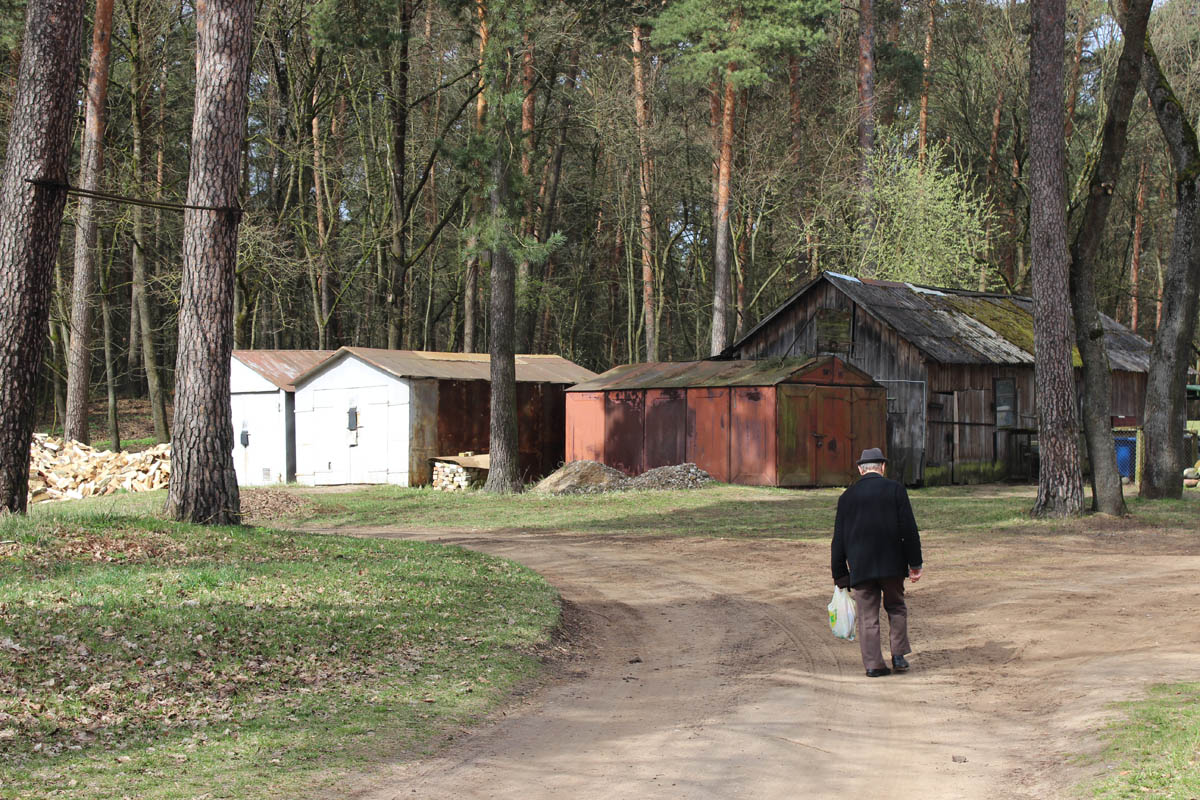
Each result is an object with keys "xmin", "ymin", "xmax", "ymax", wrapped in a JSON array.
[
  {"xmin": 922, "ymin": 460, "xmax": 1008, "ymax": 486},
  {"xmin": 944, "ymin": 296, "xmax": 1083, "ymax": 367}
]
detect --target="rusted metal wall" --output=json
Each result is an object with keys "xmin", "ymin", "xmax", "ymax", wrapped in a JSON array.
[
  {"xmin": 436, "ymin": 380, "xmax": 492, "ymax": 458},
  {"xmin": 434, "ymin": 379, "xmax": 567, "ymax": 483},
  {"xmin": 686, "ymin": 387, "xmax": 731, "ymax": 482},
  {"xmin": 566, "ymin": 392, "xmax": 605, "ymax": 463},
  {"xmin": 644, "ymin": 389, "xmax": 687, "ymax": 469},
  {"xmin": 604, "ymin": 391, "xmax": 645, "ymax": 476},
  {"xmin": 730, "ymin": 387, "xmax": 776, "ymax": 485}
]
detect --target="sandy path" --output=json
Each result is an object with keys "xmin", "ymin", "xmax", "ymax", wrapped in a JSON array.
[{"xmin": 317, "ymin": 524, "xmax": 1200, "ymax": 800}]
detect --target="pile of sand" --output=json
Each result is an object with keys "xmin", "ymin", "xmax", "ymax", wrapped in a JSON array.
[{"xmin": 533, "ymin": 461, "xmax": 713, "ymax": 494}]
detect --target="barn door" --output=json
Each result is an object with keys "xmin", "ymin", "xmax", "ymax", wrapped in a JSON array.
[
  {"xmin": 777, "ymin": 384, "xmax": 814, "ymax": 486},
  {"xmin": 814, "ymin": 387, "xmax": 853, "ymax": 486}
]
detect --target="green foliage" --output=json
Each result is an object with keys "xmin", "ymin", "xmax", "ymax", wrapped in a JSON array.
[
  {"xmin": 828, "ymin": 133, "xmax": 997, "ymax": 288},
  {"xmin": 650, "ymin": 0, "xmax": 836, "ymax": 88}
]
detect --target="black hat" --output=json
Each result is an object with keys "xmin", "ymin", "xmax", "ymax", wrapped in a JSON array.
[{"xmin": 857, "ymin": 447, "xmax": 887, "ymax": 465}]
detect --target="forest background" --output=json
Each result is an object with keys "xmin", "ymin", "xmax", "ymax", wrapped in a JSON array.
[{"xmin": 1, "ymin": 0, "xmax": 1196, "ymax": 443}]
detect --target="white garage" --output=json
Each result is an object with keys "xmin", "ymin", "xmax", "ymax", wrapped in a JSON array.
[
  {"xmin": 230, "ymin": 350, "xmax": 333, "ymax": 485},
  {"xmin": 292, "ymin": 347, "xmax": 596, "ymax": 487}
]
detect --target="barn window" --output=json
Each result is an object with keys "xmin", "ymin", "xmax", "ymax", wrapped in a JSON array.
[
  {"xmin": 815, "ymin": 308, "xmax": 852, "ymax": 353},
  {"xmin": 995, "ymin": 378, "xmax": 1017, "ymax": 428}
]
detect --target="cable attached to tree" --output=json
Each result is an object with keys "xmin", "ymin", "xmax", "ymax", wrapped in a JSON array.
[{"xmin": 25, "ymin": 178, "xmax": 243, "ymax": 218}]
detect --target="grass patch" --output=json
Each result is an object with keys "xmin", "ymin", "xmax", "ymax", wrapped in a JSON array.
[
  {"xmin": 89, "ymin": 436, "xmax": 160, "ymax": 453},
  {"xmin": 1087, "ymin": 683, "xmax": 1200, "ymax": 798},
  {"xmin": 0, "ymin": 511, "xmax": 559, "ymax": 800},
  {"xmin": 286, "ymin": 483, "xmax": 1046, "ymax": 539}
]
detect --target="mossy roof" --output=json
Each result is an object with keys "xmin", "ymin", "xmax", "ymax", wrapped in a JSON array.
[{"xmin": 732, "ymin": 272, "xmax": 1151, "ymax": 371}]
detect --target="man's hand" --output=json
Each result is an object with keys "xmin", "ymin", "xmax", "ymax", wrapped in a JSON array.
[{"xmin": 909, "ymin": 567, "xmax": 924, "ymax": 582}]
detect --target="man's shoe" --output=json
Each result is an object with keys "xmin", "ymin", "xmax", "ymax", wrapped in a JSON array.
[
  {"xmin": 865, "ymin": 667, "xmax": 892, "ymax": 677},
  {"xmin": 892, "ymin": 655, "xmax": 910, "ymax": 673}
]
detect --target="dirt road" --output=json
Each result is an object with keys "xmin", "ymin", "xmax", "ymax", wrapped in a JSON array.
[{"xmin": 328, "ymin": 521, "xmax": 1200, "ymax": 799}]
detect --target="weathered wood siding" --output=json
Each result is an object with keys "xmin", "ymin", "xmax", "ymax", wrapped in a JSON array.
[{"xmin": 735, "ymin": 282, "xmax": 927, "ymax": 484}]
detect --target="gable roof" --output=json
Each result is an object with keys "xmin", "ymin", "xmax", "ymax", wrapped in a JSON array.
[
  {"xmin": 293, "ymin": 347, "xmax": 597, "ymax": 386},
  {"xmin": 731, "ymin": 272, "xmax": 1151, "ymax": 372},
  {"xmin": 232, "ymin": 350, "xmax": 335, "ymax": 391},
  {"xmin": 568, "ymin": 356, "xmax": 877, "ymax": 392}
]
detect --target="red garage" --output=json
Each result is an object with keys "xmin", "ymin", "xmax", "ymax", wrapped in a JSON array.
[{"xmin": 565, "ymin": 356, "xmax": 887, "ymax": 487}]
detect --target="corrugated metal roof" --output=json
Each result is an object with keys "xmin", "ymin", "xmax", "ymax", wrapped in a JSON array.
[
  {"xmin": 732, "ymin": 272, "xmax": 1151, "ymax": 371},
  {"xmin": 295, "ymin": 347, "xmax": 597, "ymax": 386},
  {"xmin": 568, "ymin": 356, "xmax": 865, "ymax": 392},
  {"xmin": 232, "ymin": 350, "xmax": 335, "ymax": 391}
]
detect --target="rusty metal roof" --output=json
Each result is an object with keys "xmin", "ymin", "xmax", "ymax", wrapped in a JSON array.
[
  {"xmin": 732, "ymin": 272, "xmax": 1151, "ymax": 371},
  {"xmin": 568, "ymin": 356, "xmax": 873, "ymax": 392},
  {"xmin": 294, "ymin": 347, "xmax": 597, "ymax": 386},
  {"xmin": 232, "ymin": 350, "xmax": 335, "ymax": 391}
]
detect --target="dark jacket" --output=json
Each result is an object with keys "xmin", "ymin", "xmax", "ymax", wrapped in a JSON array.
[{"xmin": 831, "ymin": 472, "xmax": 922, "ymax": 588}]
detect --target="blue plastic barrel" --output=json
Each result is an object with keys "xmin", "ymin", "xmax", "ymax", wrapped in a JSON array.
[{"xmin": 1114, "ymin": 437, "xmax": 1136, "ymax": 478}]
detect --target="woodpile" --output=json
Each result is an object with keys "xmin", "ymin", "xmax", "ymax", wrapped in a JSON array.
[
  {"xmin": 432, "ymin": 452, "xmax": 488, "ymax": 492},
  {"xmin": 28, "ymin": 434, "xmax": 171, "ymax": 504}
]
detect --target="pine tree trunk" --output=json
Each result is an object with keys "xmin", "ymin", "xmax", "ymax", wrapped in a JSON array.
[
  {"xmin": 99, "ymin": 261, "xmax": 120, "ymax": 452},
  {"xmin": 514, "ymin": 34, "xmax": 536, "ymax": 353},
  {"xmin": 917, "ymin": 0, "xmax": 935, "ymax": 161},
  {"xmin": 166, "ymin": 0, "xmax": 255, "ymax": 525},
  {"xmin": 1130, "ymin": 159, "xmax": 1146, "ymax": 333},
  {"xmin": 129, "ymin": 10, "xmax": 169, "ymax": 443},
  {"xmin": 857, "ymin": 0, "xmax": 877, "ymax": 274},
  {"xmin": 0, "ymin": 0, "xmax": 85, "ymax": 512},
  {"xmin": 483, "ymin": 102, "xmax": 521, "ymax": 494},
  {"xmin": 709, "ymin": 67, "xmax": 735, "ymax": 356},
  {"xmin": 386, "ymin": 0, "xmax": 414, "ymax": 350},
  {"xmin": 1029, "ymin": 0, "xmax": 1083, "ymax": 518},
  {"xmin": 632, "ymin": 23, "xmax": 657, "ymax": 362},
  {"xmin": 64, "ymin": 0, "xmax": 116, "ymax": 444},
  {"xmin": 1067, "ymin": 0, "xmax": 1151, "ymax": 517},
  {"xmin": 463, "ymin": 0, "xmax": 489, "ymax": 355},
  {"xmin": 1138, "ymin": 40, "xmax": 1200, "ymax": 500}
]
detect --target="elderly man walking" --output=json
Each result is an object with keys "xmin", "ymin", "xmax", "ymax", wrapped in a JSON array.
[{"xmin": 831, "ymin": 448, "xmax": 924, "ymax": 677}]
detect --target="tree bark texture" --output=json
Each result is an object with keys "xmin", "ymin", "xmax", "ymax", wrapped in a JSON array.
[
  {"xmin": 1067, "ymin": 0, "xmax": 1151, "ymax": 517},
  {"xmin": 857, "ymin": 0, "xmax": 877, "ymax": 275},
  {"xmin": 64, "ymin": 0, "xmax": 116, "ymax": 444},
  {"xmin": 130, "ymin": 12, "xmax": 169, "ymax": 442},
  {"xmin": 1130, "ymin": 158, "xmax": 1146, "ymax": 333},
  {"xmin": 463, "ymin": 0, "xmax": 489, "ymax": 355},
  {"xmin": 1138, "ymin": 40, "xmax": 1200, "ymax": 500},
  {"xmin": 386, "ymin": 0, "xmax": 414, "ymax": 350},
  {"xmin": 0, "ymin": 0, "xmax": 84, "ymax": 512},
  {"xmin": 632, "ymin": 23, "xmax": 657, "ymax": 362},
  {"xmin": 1029, "ymin": 0, "xmax": 1083, "ymax": 517},
  {"xmin": 515, "ymin": 34, "xmax": 536, "ymax": 353},
  {"xmin": 483, "ymin": 110, "xmax": 522, "ymax": 494},
  {"xmin": 709, "ymin": 67, "xmax": 735, "ymax": 356},
  {"xmin": 917, "ymin": 0, "xmax": 935, "ymax": 161},
  {"xmin": 167, "ymin": 0, "xmax": 255, "ymax": 525}
]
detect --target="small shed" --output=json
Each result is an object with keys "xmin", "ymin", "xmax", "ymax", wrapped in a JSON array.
[
  {"xmin": 292, "ymin": 347, "xmax": 596, "ymax": 486},
  {"xmin": 565, "ymin": 356, "xmax": 887, "ymax": 487},
  {"xmin": 230, "ymin": 350, "xmax": 333, "ymax": 486}
]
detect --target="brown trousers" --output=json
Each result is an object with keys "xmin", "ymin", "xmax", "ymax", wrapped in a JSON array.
[{"xmin": 852, "ymin": 577, "xmax": 910, "ymax": 671}]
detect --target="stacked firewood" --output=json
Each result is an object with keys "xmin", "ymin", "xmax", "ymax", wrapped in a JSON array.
[
  {"xmin": 28, "ymin": 434, "xmax": 171, "ymax": 504},
  {"xmin": 432, "ymin": 460, "xmax": 487, "ymax": 492}
]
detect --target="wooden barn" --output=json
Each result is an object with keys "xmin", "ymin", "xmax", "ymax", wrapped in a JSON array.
[
  {"xmin": 724, "ymin": 272, "xmax": 1152, "ymax": 485},
  {"xmin": 291, "ymin": 347, "xmax": 596, "ymax": 486},
  {"xmin": 566, "ymin": 356, "xmax": 887, "ymax": 487}
]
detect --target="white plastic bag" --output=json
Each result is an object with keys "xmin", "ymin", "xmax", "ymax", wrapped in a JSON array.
[{"xmin": 828, "ymin": 586, "xmax": 857, "ymax": 640}]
